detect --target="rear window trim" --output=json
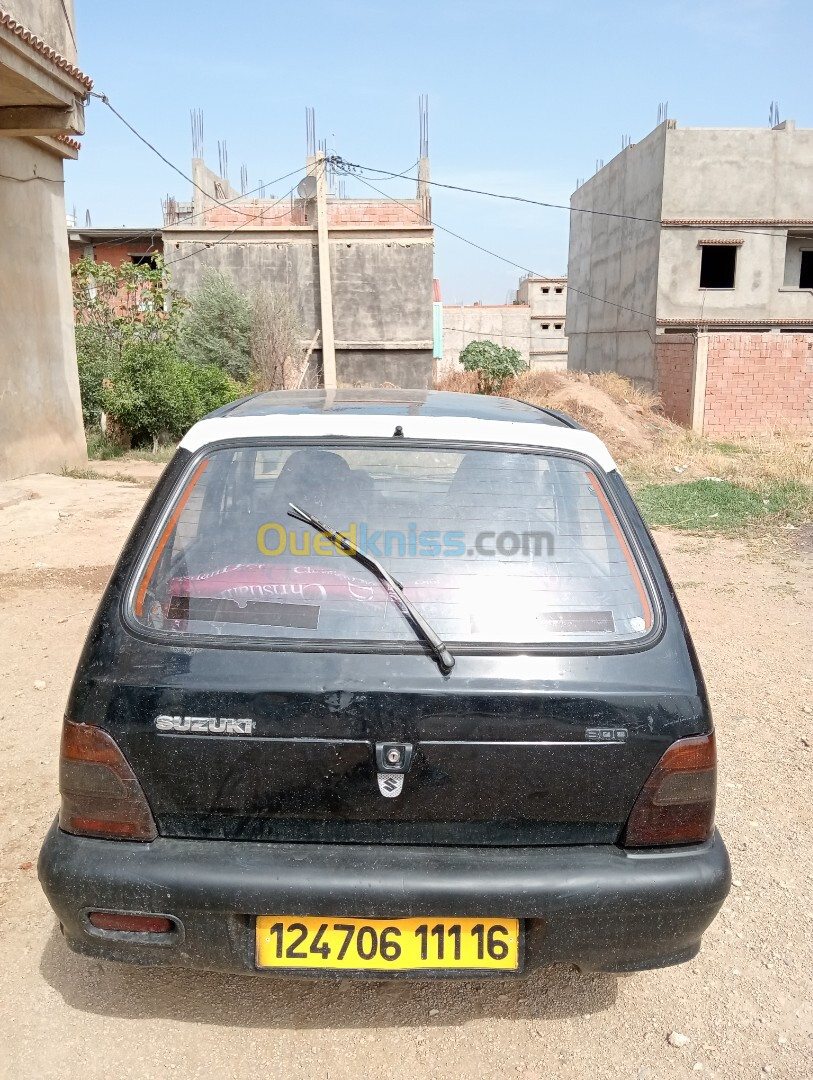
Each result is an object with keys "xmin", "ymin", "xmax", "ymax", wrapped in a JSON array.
[{"xmin": 121, "ymin": 437, "xmax": 664, "ymax": 658}]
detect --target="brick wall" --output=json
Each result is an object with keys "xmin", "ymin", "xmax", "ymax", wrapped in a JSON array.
[
  {"xmin": 68, "ymin": 239, "xmax": 164, "ymax": 316},
  {"xmin": 201, "ymin": 198, "xmax": 424, "ymax": 231},
  {"xmin": 68, "ymin": 239, "xmax": 162, "ymax": 269},
  {"xmin": 656, "ymin": 334, "xmax": 695, "ymax": 426},
  {"xmin": 703, "ymin": 332, "xmax": 813, "ymax": 435}
]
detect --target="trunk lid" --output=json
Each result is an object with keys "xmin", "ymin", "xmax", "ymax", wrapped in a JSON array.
[{"xmin": 103, "ymin": 673, "xmax": 696, "ymax": 845}]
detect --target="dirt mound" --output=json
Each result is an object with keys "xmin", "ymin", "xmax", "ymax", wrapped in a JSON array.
[
  {"xmin": 543, "ymin": 381, "xmax": 656, "ymax": 458},
  {"xmin": 435, "ymin": 368, "xmax": 681, "ymax": 461}
]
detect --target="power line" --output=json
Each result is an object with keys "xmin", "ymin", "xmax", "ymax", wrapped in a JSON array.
[
  {"xmin": 89, "ymin": 91, "xmax": 289, "ymax": 220},
  {"xmin": 334, "ymin": 156, "xmax": 813, "ymax": 241},
  {"xmin": 441, "ymin": 324, "xmax": 657, "ymax": 344},
  {"xmin": 342, "ymin": 167, "xmax": 656, "ymax": 325},
  {"xmin": 164, "ymin": 180, "xmax": 303, "ymax": 266},
  {"xmin": 443, "ymin": 323, "xmax": 559, "ymax": 343},
  {"xmin": 69, "ymin": 169, "xmax": 305, "ymax": 254},
  {"xmin": 331, "ymin": 156, "xmax": 661, "ymax": 224},
  {"xmin": 0, "ymin": 172, "xmax": 64, "ymax": 184}
]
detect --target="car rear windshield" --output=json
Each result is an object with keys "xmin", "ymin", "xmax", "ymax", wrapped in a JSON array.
[{"xmin": 130, "ymin": 443, "xmax": 654, "ymax": 646}]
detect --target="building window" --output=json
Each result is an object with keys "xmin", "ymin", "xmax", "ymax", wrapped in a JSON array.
[
  {"xmin": 554, "ymin": 323, "xmax": 563, "ymax": 329},
  {"xmin": 130, "ymin": 253, "xmax": 159, "ymax": 270},
  {"xmin": 800, "ymin": 251, "xmax": 813, "ymax": 289},
  {"xmin": 555, "ymin": 287, "xmax": 563, "ymax": 294},
  {"xmin": 699, "ymin": 245, "xmax": 737, "ymax": 289},
  {"xmin": 541, "ymin": 287, "xmax": 550, "ymax": 294},
  {"xmin": 541, "ymin": 323, "xmax": 550, "ymax": 329}
]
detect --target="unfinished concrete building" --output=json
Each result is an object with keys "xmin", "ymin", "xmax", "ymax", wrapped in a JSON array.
[
  {"xmin": 567, "ymin": 119, "xmax": 813, "ymax": 434},
  {"xmin": 164, "ymin": 154, "xmax": 434, "ymax": 389},
  {"xmin": 440, "ymin": 276, "xmax": 568, "ymax": 375},
  {"xmin": 516, "ymin": 275, "xmax": 568, "ymax": 369},
  {"xmin": 0, "ymin": 1, "xmax": 88, "ymax": 479}
]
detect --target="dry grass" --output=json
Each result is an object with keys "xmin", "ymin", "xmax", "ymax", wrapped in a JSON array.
[
  {"xmin": 436, "ymin": 367, "xmax": 663, "ymax": 417},
  {"xmin": 436, "ymin": 367, "xmax": 571, "ymax": 404},
  {"xmin": 434, "ymin": 366, "xmax": 813, "ymax": 531},
  {"xmin": 588, "ymin": 370, "xmax": 661, "ymax": 411},
  {"xmin": 625, "ymin": 430, "xmax": 813, "ymax": 488},
  {"xmin": 436, "ymin": 366, "xmax": 678, "ymax": 460},
  {"xmin": 435, "ymin": 370, "xmax": 481, "ymax": 394},
  {"xmin": 504, "ymin": 369, "xmax": 570, "ymax": 403}
]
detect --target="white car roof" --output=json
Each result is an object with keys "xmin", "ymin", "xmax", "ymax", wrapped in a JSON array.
[{"xmin": 179, "ymin": 390, "xmax": 617, "ymax": 473}]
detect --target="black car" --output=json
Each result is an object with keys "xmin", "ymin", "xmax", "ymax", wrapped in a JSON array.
[{"xmin": 39, "ymin": 389, "xmax": 730, "ymax": 976}]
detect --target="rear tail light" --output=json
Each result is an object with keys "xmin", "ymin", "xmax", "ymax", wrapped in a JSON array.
[
  {"xmin": 623, "ymin": 733, "xmax": 716, "ymax": 848},
  {"xmin": 88, "ymin": 912, "xmax": 173, "ymax": 934},
  {"xmin": 59, "ymin": 718, "xmax": 158, "ymax": 841}
]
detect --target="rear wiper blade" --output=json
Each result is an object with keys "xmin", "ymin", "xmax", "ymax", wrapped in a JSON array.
[{"xmin": 287, "ymin": 502, "xmax": 455, "ymax": 675}]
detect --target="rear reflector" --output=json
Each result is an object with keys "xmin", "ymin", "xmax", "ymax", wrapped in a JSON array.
[
  {"xmin": 623, "ymin": 733, "xmax": 716, "ymax": 848},
  {"xmin": 59, "ymin": 719, "xmax": 158, "ymax": 841},
  {"xmin": 88, "ymin": 912, "xmax": 173, "ymax": 934}
]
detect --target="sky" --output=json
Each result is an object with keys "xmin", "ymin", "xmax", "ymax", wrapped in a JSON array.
[{"xmin": 69, "ymin": 0, "xmax": 813, "ymax": 304}]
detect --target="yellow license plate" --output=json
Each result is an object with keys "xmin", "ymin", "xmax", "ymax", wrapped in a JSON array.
[{"xmin": 255, "ymin": 916, "xmax": 521, "ymax": 972}]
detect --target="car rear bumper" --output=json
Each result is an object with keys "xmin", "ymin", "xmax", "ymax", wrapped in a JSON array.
[{"xmin": 38, "ymin": 820, "xmax": 730, "ymax": 975}]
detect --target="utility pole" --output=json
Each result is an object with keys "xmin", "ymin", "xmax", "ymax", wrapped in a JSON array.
[{"xmin": 312, "ymin": 150, "xmax": 337, "ymax": 389}]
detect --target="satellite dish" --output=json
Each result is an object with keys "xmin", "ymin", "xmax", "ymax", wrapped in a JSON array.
[{"xmin": 297, "ymin": 175, "xmax": 317, "ymax": 199}]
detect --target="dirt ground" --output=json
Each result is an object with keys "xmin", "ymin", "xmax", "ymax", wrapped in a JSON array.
[{"xmin": 0, "ymin": 463, "xmax": 811, "ymax": 1080}]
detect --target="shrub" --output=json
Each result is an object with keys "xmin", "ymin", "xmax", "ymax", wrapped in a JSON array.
[
  {"xmin": 251, "ymin": 285, "xmax": 307, "ymax": 390},
  {"xmin": 189, "ymin": 362, "xmax": 246, "ymax": 416},
  {"xmin": 101, "ymin": 341, "xmax": 244, "ymax": 451},
  {"xmin": 458, "ymin": 340, "xmax": 527, "ymax": 393},
  {"xmin": 180, "ymin": 268, "xmax": 253, "ymax": 381}
]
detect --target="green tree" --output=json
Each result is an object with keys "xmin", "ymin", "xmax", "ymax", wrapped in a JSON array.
[
  {"xmin": 101, "ymin": 341, "xmax": 242, "ymax": 452},
  {"xmin": 459, "ymin": 339, "xmax": 527, "ymax": 394},
  {"xmin": 180, "ymin": 268, "xmax": 252, "ymax": 381},
  {"xmin": 71, "ymin": 255, "xmax": 186, "ymax": 425}
]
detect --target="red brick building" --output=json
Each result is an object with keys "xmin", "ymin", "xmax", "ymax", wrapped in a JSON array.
[{"xmin": 68, "ymin": 226, "xmax": 163, "ymax": 270}]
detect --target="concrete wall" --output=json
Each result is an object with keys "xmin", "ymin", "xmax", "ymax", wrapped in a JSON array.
[
  {"xmin": 518, "ymin": 277, "xmax": 567, "ymax": 315},
  {"xmin": 0, "ymin": 137, "xmax": 85, "ymax": 479},
  {"xmin": 4, "ymin": 0, "xmax": 77, "ymax": 64},
  {"xmin": 166, "ymin": 232, "xmax": 434, "ymax": 388},
  {"xmin": 660, "ymin": 123, "xmax": 813, "ymax": 222},
  {"xmin": 191, "ymin": 158, "xmax": 240, "ymax": 219},
  {"xmin": 336, "ymin": 349, "xmax": 433, "ymax": 389},
  {"xmin": 566, "ymin": 124, "xmax": 667, "ymax": 385},
  {"xmin": 440, "ymin": 305, "xmax": 531, "ymax": 373},
  {"xmin": 657, "ymin": 124, "xmax": 813, "ymax": 325}
]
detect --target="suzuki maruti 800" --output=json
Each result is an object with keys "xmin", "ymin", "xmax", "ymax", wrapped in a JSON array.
[{"xmin": 39, "ymin": 389, "xmax": 730, "ymax": 976}]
